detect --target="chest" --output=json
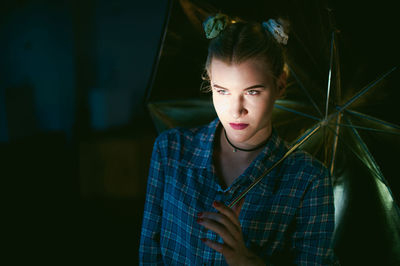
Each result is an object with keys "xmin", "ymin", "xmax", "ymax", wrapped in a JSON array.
[
  {"xmin": 217, "ymin": 156, "xmax": 250, "ymax": 188},
  {"xmin": 214, "ymin": 149, "xmax": 260, "ymax": 189},
  {"xmin": 160, "ymin": 165, "xmax": 300, "ymax": 259}
]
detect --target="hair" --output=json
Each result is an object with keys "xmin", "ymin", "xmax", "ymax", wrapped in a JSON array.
[{"xmin": 202, "ymin": 17, "xmax": 289, "ymax": 92}]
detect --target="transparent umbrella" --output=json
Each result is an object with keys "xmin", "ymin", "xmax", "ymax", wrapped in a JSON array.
[{"xmin": 145, "ymin": 0, "xmax": 400, "ymax": 264}]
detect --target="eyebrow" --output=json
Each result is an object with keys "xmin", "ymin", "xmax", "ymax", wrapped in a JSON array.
[{"xmin": 213, "ymin": 84, "xmax": 266, "ymax": 91}]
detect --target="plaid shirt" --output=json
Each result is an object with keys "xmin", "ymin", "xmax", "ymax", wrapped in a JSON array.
[{"xmin": 139, "ymin": 118, "xmax": 336, "ymax": 265}]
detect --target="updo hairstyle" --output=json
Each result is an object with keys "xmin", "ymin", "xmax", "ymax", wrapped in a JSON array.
[{"xmin": 202, "ymin": 16, "xmax": 289, "ymax": 91}]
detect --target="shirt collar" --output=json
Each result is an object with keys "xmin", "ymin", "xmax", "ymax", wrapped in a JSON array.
[
  {"xmin": 185, "ymin": 118, "xmax": 288, "ymax": 173},
  {"xmin": 222, "ymin": 126, "xmax": 288, "ymax": 193},
  {"xmin": 177, "ymin": 117, "xmax": 219, "ymax": 169},
  {"xmin": 200, "ymin": 117, "xmax": 220, "ymax": 169},
  {"xmin": 247, "ymin": 128, "xmax": 288, "ymax": 183}
]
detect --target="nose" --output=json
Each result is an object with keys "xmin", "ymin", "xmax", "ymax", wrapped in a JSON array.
[{"xmin": 230, "ymin": 95, "xmax": 247, "ymax": 119}]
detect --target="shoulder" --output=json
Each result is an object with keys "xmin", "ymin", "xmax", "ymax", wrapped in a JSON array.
[
  {"xmin": 155, "ymin": 122, "xmax": 212, "ymax": 149},
  {"xmin": 287, "ymin": 149, "xmax": 328, "ymax": 175},
  {"xmin": 153, "ymin": 119, "xmax": 217, "ymax": 161},
  {"xmin": 281, "ymin": 148, "xmax": 330, "ymax": 186}
]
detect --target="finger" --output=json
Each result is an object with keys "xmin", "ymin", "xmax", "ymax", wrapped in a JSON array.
[
  {"xmin": 231, "ymin": 197, "xmax": 245, "ymax": 217},
  {"xmin": 200, "ymin": 211, "xmax": 241, "ymax": 240},
  {"xmin": 212, "ymin": 201, "xmax": 241, "ymax": 229},
  {"xmin": 201, "ymin": 238, "xmax": 234, "ymax": 257},
  {"xmin": 197, "ymin": 218, "xmax": 236, "ymax": 247}
]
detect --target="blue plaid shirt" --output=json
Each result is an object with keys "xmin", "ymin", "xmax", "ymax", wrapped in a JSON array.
[{"xmin": 139, "ymin": 118, "xmax": 336, "ymax": 265}]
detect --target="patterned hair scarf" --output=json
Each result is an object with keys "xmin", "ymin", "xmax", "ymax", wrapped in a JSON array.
[
  {"xmin": 262, "ymin": 19, "xmax": 289, "ymax": 45},
  {"xmin": 203, "ymin": 13, "xmax": 229, "ymax": 39}
]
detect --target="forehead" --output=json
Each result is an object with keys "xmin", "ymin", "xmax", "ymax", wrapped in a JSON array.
[{"xmin": 210, "ymin": 58, "xmax": 273, "ymax": 87}]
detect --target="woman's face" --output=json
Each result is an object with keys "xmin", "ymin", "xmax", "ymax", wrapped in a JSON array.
[{"xmin": 210, "ymin": 58, "xmax": 283, "ymax": 148}]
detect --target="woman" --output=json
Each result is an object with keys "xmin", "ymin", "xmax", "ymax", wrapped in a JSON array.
[{"xmin": 140, "ymin": 14, "xmax": 336, "ymax": 265}]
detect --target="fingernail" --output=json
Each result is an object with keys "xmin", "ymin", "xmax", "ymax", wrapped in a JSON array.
[
  {"xmin": 213, "ymin": 201, "xmax": 221, "ymax": 207},
  {"xmin": 197, "ymin": 212, "xmax": 203, "ymax": 217}
]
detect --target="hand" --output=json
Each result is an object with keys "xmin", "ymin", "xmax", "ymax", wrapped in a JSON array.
[{"xmin": 197, "ymin": 200, "xmax": 264, "ymax": 266}]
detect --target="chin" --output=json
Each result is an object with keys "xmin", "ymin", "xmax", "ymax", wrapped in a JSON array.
[{"xmin": 226, "ymin": 128, "xmax": 253, "ymax": 142}]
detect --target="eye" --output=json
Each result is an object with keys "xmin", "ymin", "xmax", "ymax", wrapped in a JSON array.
[
  {"xmin": 247, "ymin": 90, "xmax": 260, "ymax": 95},
  {"xmin": 216, "ymin": 89, "xmax": 229, "ymax": 95}
]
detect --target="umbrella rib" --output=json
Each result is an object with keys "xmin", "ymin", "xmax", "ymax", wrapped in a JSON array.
[
  {"xmin": 324, "ymin": 124, "xmax": 382, "ymax": 179},
  {"xmin": 325, "ymin": 123, "xmax": 400, "ymax": 213},
  {"xmin": 345, "ymin": 109, "xmax": 400, "ymax": 130},
  {"xmin": 291, "ymin": 31, "xmax": 325, "ymax": 78},
  {"xmin": 275, "ymin": 104, "xmax": 321, "ymax": 122},
  {"xmin": 342, "ymin": 116, "xmax": 386, "ymax": 182},
  {"xmin": 144, "ymin": 0, "xmax": 174, "ymax": 103},
  {"xmin": 329, "ymin": 122, "xmax": 400, "ymax": 135},
  {"xmin": 228, "ymin": 123, "xmax": 321, "ymax": 208},
  {"xmin": 325, "ymin": 32, "xmax": 335, "ymax": 120},
  {"xmin": 273, "ymin": 114, "xmax": 305, "ymax": 128},
  {"xmin": 335, "ymin": 66, "xmax": 397, "ymax": 114},
  {"xmin": 287, "ymin": 64, "xmax": 323, "ymax": 117},
  {"xmin": 329, "ymin": 114, "xmax": 342, "ymax": 176}
]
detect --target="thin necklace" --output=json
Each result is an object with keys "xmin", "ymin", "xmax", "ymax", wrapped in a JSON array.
[{"xmin": 224, "ymin": 129, "xmax": 269, "ymax": 152}]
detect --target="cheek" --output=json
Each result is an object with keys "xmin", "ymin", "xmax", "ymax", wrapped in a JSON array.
[
  {"xmin": 212, "ymin": 94, "xmax": 229, "ymax": 115},
  {"xmin": 249, "ymin": 96, "xmax": 275, "ymax": 118}
]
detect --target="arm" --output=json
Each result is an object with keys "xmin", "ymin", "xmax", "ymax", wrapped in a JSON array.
[
  {"xmin": 139, "ymin": 137, "xmax": 165, "ymax": 265},
  {"xmin": 291, "ymin": 169, "xmax": 336, "ymax": 265}
]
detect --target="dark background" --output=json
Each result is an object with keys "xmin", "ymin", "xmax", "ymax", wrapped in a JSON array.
[
  {"xmin": 1, "ymin": 0, "xmax": 398, "ymax": 265},
  {"xmin": 1, "ymin": 0, "xmax": 166, "ymax": 264}
]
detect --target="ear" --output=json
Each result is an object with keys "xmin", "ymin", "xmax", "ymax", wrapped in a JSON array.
[{"xmin": 276, "ymin": 71, "xmax": 287, "ymax": 98}]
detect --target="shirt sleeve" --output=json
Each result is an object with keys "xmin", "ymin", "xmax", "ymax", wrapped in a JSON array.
[
  {"xmin": 291, "ymin": 168, "xmax": 337, "ymax": 265},
  {"xmin": 139, "ymin": 137, "xmax": 165, "ymax": 265}
]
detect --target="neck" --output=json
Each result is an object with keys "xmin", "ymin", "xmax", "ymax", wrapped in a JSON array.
[{"xmin": 220, "ymin": 126, "xmax": 272, "ymax": 154}]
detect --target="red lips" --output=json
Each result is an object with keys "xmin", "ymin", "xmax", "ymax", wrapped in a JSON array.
[{"xmin": 229, "ymin": 123, "xmax": 249, "ymax": 130}]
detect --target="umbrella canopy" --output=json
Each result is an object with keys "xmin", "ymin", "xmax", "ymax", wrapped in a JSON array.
[{"xmin": 145, "ymin": 0, "xmax": 400, "ymax": 264}]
